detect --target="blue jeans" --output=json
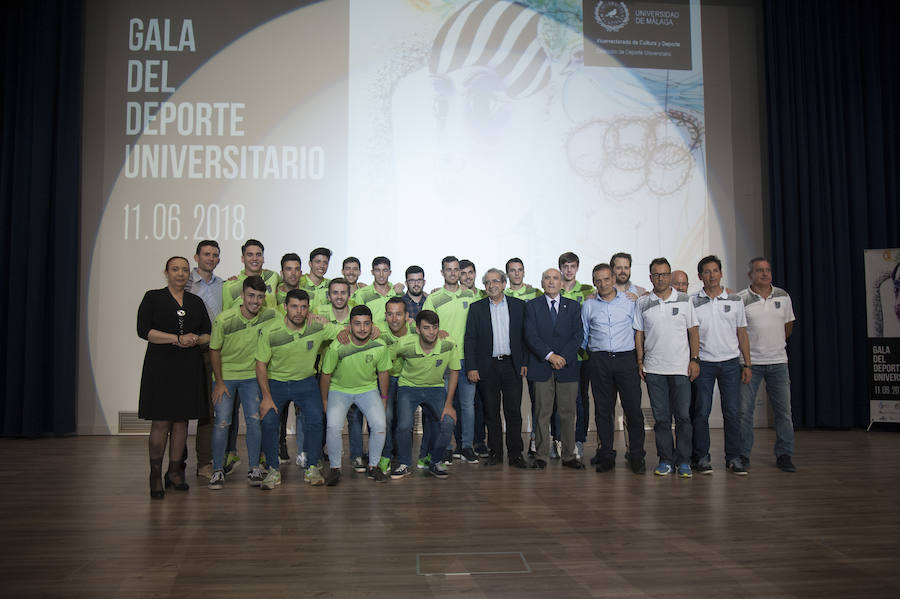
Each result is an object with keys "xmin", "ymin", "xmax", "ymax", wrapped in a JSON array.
[
  {"xmin": 347, "ymin": 375, "xmax": 399, "ymax": 460},
  {"xmin": 450, "ymin": 359, "xmax": 476, "ymax": 449},
  {"xmin": 325, "ymin": 389, "xmax": 386, "ymax": 468},
  {"xmin": 212, "ymin": 378, "xmax": 262, "ymax": 471},
  {"xmin": 739, "ymin": 363, "xmax": 794, "ymax": 458},
  {"xmin": 260, "ymin": 377, "xmax": 322, "ymax": 470},
  {"xmin": 645, "ymin": 373, "xmax": 692, "ymax": 465},
  {"xmin": 397, "ymin": 386, "xmax": 456, "ymax": 467},
  {"xmin": 691, "ymin": 358, "xmax": 742, "ymax": 465},
  {"xmin": 575, "ymin": 360, "xmax": 591, "ymax": 444}
]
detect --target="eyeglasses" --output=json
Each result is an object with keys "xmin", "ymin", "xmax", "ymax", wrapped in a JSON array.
[{"xmin": 650, "ymin": 272, "xmax": 672, "ymax": 280}]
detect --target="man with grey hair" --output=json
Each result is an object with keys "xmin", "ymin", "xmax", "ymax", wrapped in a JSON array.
[
  {"xmin": 464, "ymin": 268, "xmax": 528, "ymax": 467},
  {"xmin": 671, "ymin": 270, "xmax": 690, "ymax": 294}
]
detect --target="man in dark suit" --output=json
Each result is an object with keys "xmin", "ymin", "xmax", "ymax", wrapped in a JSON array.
[
  {"xmin": 524, "ymin": 268, "xmax": 585, "ymax": 469},
  {"xmin": 465, "ymin": 268, "xmax": 528, "ymax": 468}
]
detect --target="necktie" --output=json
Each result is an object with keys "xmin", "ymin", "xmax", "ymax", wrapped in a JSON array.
[{"xmin": 550, "ymin": 299, "xmax": 558, "ymax": 326}]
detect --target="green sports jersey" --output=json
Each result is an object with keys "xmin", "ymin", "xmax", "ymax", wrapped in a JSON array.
[
  {"xmin": 321, "ymin": 338, "xmax": 391, "ymax": 394},
  {"xmin": 298, "ymin": 274, "xmax": 331, "ymax": 309},
  {"xmin": 274, "ymin": 284, "xmax": 299, "ymax": 314},
  {"xmin": 376, "ymin": 320, "xmax": 418, "ymax": 376},
  {"xmin": 395, "ymin": 334, "xmax": 462, "ymax": 388},
  {"xmin": 313, "ymin": 303, "xmax": 350, "ymax": 325},
  {"xmin": 210, "ymin": 305, "xmax": 278, "ymax": 380},
  {"xmin": 256, "ymin": 316, "xmax": 340, "ymax": 382},
  {"xmin": 561, "ymin": 280, "xmax": 594, "ymax": 305},
  {"xmin": 350, "ymin": 284, "xmax": 399, "ymax": 323},
  {"xmin": 561, "ymin": 280, "xmax": 593, "ymax": 362},
  {"xmin": 422, "ymin": 286, "xmax": 477, "ymax": 358},
  {"xmin": 506, "ymin": 284, "xmax": 541, "ymax": 300},
  {"xmin": 222, "ymin": 269, "xmax": 281, "ymax": 311}
]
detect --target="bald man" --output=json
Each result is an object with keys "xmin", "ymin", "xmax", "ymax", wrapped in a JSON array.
[{"xmin": 672, "ymin": 270, "xmax": 689, "ymax": 294}]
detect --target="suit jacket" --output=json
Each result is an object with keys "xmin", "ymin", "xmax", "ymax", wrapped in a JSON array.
[
  {"xmin": 464, "ymin": 296, "xmax": 526, "ymax": 375},
  {"xmin": 524, "ymin": 294, "xmax": 583, "ymax": 382}
]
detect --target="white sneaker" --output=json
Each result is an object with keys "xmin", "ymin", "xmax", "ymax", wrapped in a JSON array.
[
  {"xmin": 260, "ymin": 468, "xmax": 281, "ymax": 490},
  {"xmin": 208, "ymin": 470, "xmax": 225, "ymax": 490},
  {"xmin": 296, "ymin": 452, "xmax": 308, "ymax": 469},
  {"xmin": 247, "ymin": 466, "xmax": 265, "ymax": 486},
  {"xmin": 575, "ymin": 441, "xmax": 584, "ymax": 460}
]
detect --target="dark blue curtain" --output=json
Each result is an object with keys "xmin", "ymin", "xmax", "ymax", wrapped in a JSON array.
[
  {"xmin": 764, "ymin": 0, "xmax": 899, "ymax": 427},
  {"xmin": 1, "ymin": 1, "xmax": 82, "ymax": 436}
]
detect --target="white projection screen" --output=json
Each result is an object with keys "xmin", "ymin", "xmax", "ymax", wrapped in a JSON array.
[{"xmin": 79, "ymin": 0, "xmax": 766, "ymax": 433}]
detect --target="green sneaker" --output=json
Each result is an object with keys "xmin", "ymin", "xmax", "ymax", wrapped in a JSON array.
[
  {"xmin": 260, "ymin": 468, "xmax": 281, "ymax": 490},
  {"xmin": 305, "ymin": 465, "xmax": 325, "ymax": 486},
  {"xmin": 417, "ymin": 454, "xmax": 431, "ymax": 470},
  {"xmin": 378, "ymin": 456, "xmax": 391, "ymax": 474},
  {"xmin": 223, "ymin": 452, "xmax": 240, "ymax": 475}
]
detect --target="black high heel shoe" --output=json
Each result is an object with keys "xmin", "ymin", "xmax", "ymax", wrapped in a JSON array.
[
  {"xmin": 164, "ymin": 472, "xmax": 190, "ymax": 491},
  {"xmin": 150, "ymin": 458, "xmax": 165, "ymax": 499}
]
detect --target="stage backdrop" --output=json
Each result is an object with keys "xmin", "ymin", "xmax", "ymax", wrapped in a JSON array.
[{"xmin": 79, "ymin": 0, "xmax": 765, "ymax": 433}]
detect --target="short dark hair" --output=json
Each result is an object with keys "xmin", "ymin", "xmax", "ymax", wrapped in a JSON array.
[
  {"xmin": 195, "ymin": 240, "xmax": 219, "ymax": 255},
  {"xmin": 386, "ymin": 296, "xmax": 406, "ymax": 309},
  {"xmin": 649, "ymin": 257, "xmax": 670, "ymax": 272},
  {"xmin": 558, "ymin": 252, "xmax": 579, "ymax": 268},
  {"xmin": 242, "ymin": 239, "xmax": 264, "ymax": 254},
  {"xmin": 698, "ymin": 255, "xmax": 722, "ymax": 274},
  {"xmin": 592, "ymin": 263, "xmax": 612, "ymax": 275},
  {"xmin": 505, "ymin": 257, "xmax": 524, "ymax": 272},
  {"xmin": 459, "ymin": 259, "xmax": 475, "ymax": 272},
  {"xmin": 328, "ymin": 277, "xmax": 351, "ymax": 292},
  {"xmin": 281, "ymin": 253, "xmax": 302, "ymax": 270},
  {"xmin": 748, "ymin": 256, "xmax": 769, "ymax": 272},
  {"xmin": 342, "ymin": 256, "xmax": 361, "ymax": 269},
  {"xmin": 372, "ymin": 256, "xmax": 391, "ymax": 269},
  {"xmin": 611, "ymin": 252, "xmax": 632, "ymax": 266},
  {"xmin": 309, "ymin": 247, "xmax": 332, "ymax": 262},
  {"xmin": 441, "ymin": 256, "xmax": 459, "ymax": 268},
  {"xmin": 243, "ymin": 275, "xmax": 267, "ymax": 293},
  {"xmin": 405, "ymin": 265, "xmax": 424, "ymax": 278},
  {"xmin": 285, "ymin": 289, "xmax": 310, "ymax": 304},
  {"xmin": 166, "ymin": 256, "xmax": 189, "ymax": 270},
  {"xmin": 416, "ymin": 309, "xmax": 440, "ymax": 327},
  {"xmin": 350, "ymin": 305, "xmax": 373, "ymax": 320}
]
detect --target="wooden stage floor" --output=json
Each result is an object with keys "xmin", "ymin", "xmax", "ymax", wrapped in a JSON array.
[{"xmin": 1, "ymin": 429, "xmax": 898, "ymax": 598}]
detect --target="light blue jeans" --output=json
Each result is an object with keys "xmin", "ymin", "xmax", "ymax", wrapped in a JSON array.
[
  {"xmin": 325, "ymin": 389, "xmax": 386, "ymax": 469},
  {"xmin": 691, "ymin": 358, "xmax": 741, "ymax": 465},
  {"xmin": 212, "ymin": 378, "xmax": 261, "ymax": 471},
  {"xmin": 739, "ymin": 363, "xmax": 794, "ymax": 458}
]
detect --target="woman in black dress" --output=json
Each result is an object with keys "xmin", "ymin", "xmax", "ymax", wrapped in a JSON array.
[{"xmin": 137, "ymin": 256, "xmax": 211, "ymax": 499}]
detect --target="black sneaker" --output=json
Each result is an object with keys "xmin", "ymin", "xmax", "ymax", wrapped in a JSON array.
[
  {"xmin": 589, "ymin": 448, "xmax": 604, "ymax": 465},
  {"xmin": 325, "ymin": 468, "xmax": 342, "ymax": 486},
  {"xmin": 461, "ymin": 448, "xmax": 479, "ymax": 464},
  {"xmin": 776, "ymin": 455, "xmax": 796, "ymax": 472},
  {"xmin": 367, "ymin": 466, "xmax": 388, "ymax": 482},
  {"xmin": 726, "ymin": 458, "xmax": 748, "ymax": 476},
  {"xmin": 442, "ymin": 449, "xmax": 454, "ymax": 465},
  {"xmin": 509, "ymin": 456, "xmax": 529, "ymax": 469},
  {"xmin": 279, "ymin": 443, "xmax": 290, "ymax": 465},
  {"xmin": 474, "ymin": 444, "xmax": 490, "ymax": 458},
  {"xmin": 695, "ymin": 462, "xmax": 714, "ymax": 475},
  {"xmin": 629, "ymin": 456, "xmax": 646, "ymax": 475},
  {"xmin": 595, "ymin": 455, "xmax": 616, "ymax": 473}
]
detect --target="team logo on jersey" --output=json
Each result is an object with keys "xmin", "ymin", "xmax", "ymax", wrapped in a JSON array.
[
  {"xmin": 435, "ymin": 359, "xmax": 443, "ymax": 367},
  {"xmin": 671, "ymin": 307, "xmax": 679, "ymax": 316},
  {"xmin": 774, "ymin": 301, "xmax": 781, "ymax": 309},
  {"xmin": 723, "ymin": 304, "xmax": 731, "ymax": 312},
  {"xmin": 307, "ymin": 340, "xmax": 314, "ymax": 350},
  {"xmin": 176, "ymin": 309, "xmax": 186, "ymax": 317},
  {"xmin": 462, "ymin": 302, "xmax": 469, "ymax": 309},
  {"xmin": 366, "ymin": 354, "xmax": 373, "ymax": 363}
]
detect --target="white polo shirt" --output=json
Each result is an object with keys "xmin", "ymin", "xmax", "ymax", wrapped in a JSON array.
[
  {"xmin": 738, "ymin": 285, "xmax": 795, "ymax": 365},
  {"xmin": 692, "ymin": 288, "xmax": 747, "ymax": 362},
  {"xmin": 633, "ymin": 288, "xmax": 698, "ymax": 375}
]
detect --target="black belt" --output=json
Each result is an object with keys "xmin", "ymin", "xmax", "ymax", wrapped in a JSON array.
[
  {"xmin": 590, "ymin": 349, "xmax": 635, "ymax": 358},
  {"xmin": 492, "ymin": 355, "xmax": 512, "ymax": 361}
]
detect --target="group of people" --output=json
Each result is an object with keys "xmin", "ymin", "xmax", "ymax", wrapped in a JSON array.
[{"xmin": 136, "ymin": 240, "xmax": 797, "ymax": 499}]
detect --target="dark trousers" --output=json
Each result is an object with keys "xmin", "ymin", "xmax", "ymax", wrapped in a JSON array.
[
  {"xmin": 477, "ymin": 357, "xmax": 524, "ymax": 461},
  {"xmin": 588, "ymin": 350, "xmax": 645, "ymax": 459}
]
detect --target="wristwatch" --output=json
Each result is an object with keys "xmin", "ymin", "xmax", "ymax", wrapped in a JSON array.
[{"xmin": 690, "ymin": 356, "xmax": 700, "ymax": 364}]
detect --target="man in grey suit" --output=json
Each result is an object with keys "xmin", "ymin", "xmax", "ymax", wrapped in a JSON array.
[{"xmin": 524, "ymin": 268, "xmax": 584, "ymax": 469}]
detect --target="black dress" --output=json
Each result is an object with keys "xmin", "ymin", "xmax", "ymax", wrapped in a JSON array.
[{"xmin": 137, "ymin": 288, "xmax": 211, "ymax": 420}]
